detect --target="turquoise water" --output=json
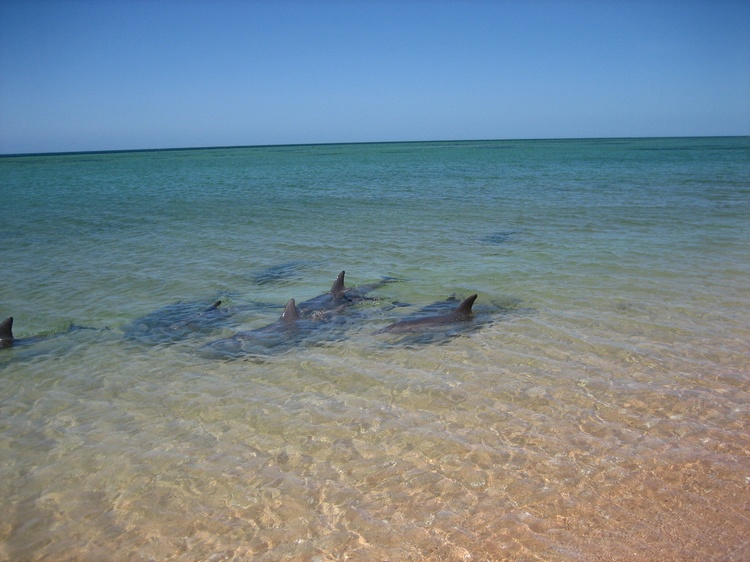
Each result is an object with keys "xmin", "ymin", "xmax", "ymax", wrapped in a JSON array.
[{"xmin": 1, "ymin": 138, "xmax": 749, "ymax": 560}]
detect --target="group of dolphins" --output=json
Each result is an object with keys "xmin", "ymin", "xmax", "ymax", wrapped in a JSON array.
[
  {"xmin": 202, "ymin": 270, "xmax": 481, "ymax": 356},
  {"xmin": 1, "ymin": 270, "xmax": 495, "ymax": 357}
]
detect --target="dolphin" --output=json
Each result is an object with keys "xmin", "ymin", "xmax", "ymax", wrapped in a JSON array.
[
  {"xmin": 250, "ymin": 260, "xmax": 314, "ymax": 286},
  {"xmin": 203, "ymin": 298, "xmax": 334, "ymax": 357},
  {"xmin": 1, "ymin": 315, "xmax": 99, "ymax": 352},
  {"xmin": 123, "ymin": 299, "xmax": 231, "ymax": 345},
  {"xmin": 295, "ymin": 271, "xmax": 349, "ymax": 317},
  {"xmin": 225, "ymin": 298, "xmax": 302, "ymax": 342},
  {"xmin": 382, "ymin": 294, "xmax": 478, "ymax": 333},
  {"xmin": 237, "ymin": 298, "xmax": 302, "ymax": 336},
  {"xmin": 296, "ymin": 270, "xmax": 393, "ymax": 318},
  {"xmin": 0, "ymin": 317, "xmax": 16, "ymax": 348}
]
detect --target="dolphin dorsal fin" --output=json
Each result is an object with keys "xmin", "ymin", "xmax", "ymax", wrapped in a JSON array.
[
  {"xmin": 454, "ymin": 294, "xmax": 478, "ymax": 316},
  {"xmin": 281, "ymin": 299, "xmax": 300, "ymax": 321},
  {"xmin": 0, "ymin": 317, "xmax": 14, "ymax": 341},
  {"xmin": 209, "ymin": 300, "xmax": 222, "ymax": 309},
  {"xmin": 330, "ymin": 271, "xmax": 346, "ymax": 296}
]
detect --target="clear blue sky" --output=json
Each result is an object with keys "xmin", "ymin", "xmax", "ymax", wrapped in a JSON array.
[{"xmin": 1, "ymin": 0, "xmax": 748, "ymax": 154}]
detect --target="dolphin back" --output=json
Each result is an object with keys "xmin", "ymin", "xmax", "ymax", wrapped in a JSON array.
[
  {"xmin": 383, "ymin": 294, "xmax": 479, "ymax": 333},
  {"xmin": 281, "ymin": 299, "xmax": 300, "ymax": 321},
  {"xmin": 453, "ymin": 294, "xmax": 478, "ymax": 318},
  {"xmin": 330, "ymin": 271, "xmax": 347, "ymax": 297},
  {"xmin": 0, "ymin": 316, "xmax": 14, "ymax": 346}
]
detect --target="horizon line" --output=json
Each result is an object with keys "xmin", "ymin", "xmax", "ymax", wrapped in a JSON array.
[{"xmin": 2, "ymin": 134, "xmax": 748, "ymax": 158}]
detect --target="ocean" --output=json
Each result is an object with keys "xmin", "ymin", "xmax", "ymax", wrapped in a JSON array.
[{"xmin": 1, "ymin": 137, "xmax": 749, "ymax": 560}]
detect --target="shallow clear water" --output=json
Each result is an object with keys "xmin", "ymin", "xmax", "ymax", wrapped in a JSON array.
[{"xmin": 1, "ymin": 138, "xmax": 749, "ymax": 560}]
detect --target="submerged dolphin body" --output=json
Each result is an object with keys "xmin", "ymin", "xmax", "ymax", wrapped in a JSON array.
[
  {"xmin": 0, "ymin": 317, "xmax": 16, "ymax": 348},
  {"xmin": 383, "ymin": 294, "xmax": 478, "ymax": 333},
  {"xmin": 250, "ymin": 261, "xmax": 314, "ymax": 286},
  {"xmin": 123, "ymin": 299, "xmax": 231, "ymax": 345}
]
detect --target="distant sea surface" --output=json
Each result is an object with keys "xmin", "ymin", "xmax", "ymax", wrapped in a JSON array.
[{"xmin": 1, "ymin": 138, "xmax": 749, "ymax": 560}]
